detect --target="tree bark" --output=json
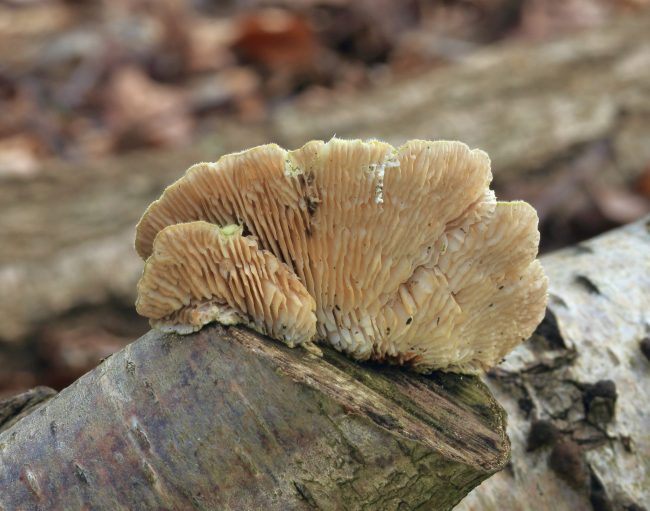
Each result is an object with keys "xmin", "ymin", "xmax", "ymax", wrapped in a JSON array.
[
  {"xmin": 0, "ymin": 386, "xmax": 56, "ymax": 434},
  {"xmin": 0, "ymin": 326, "xmax": 509, "ymax": 511},
  {"xmin": 458, "ymin": 215, "xmax": 650, "ymax": 511},
  {"xmin": 3, "ymin": 13, "xmax": 650, "ymax": 344}
]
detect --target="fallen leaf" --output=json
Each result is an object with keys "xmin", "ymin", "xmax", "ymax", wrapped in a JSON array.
[
  {"xmin": 104, "ymin": 66, "xmax": 193, "ymax": 149},
  {"xmin": 189, "ymin": 66, "xmax": 260, "ymax": 114},
  {"xmin": 187, "ymin": 18, "xmax": 237, "ymax": 73},
  {"xmin": 233, "ymin": 8, "xmax": 319, "ymax": 72},
  {"xmin": 0, "ymin": 135, "xmax": 42, "ymax": 179},
  {"xmin": 635, "ymin": 161, "xmax": 650, "ymax": 197}
]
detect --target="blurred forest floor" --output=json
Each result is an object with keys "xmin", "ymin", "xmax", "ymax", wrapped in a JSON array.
[
  {"xmin": 2, "ymin": 0, "xmax": 650, "ymax": 396},
  {"xmin": 4, "ymin": 0, "xmax": 650, "ymax": 179}
]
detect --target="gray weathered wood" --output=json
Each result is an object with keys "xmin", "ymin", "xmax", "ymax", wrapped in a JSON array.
[
  {"xmin": 0, "ymin": 326, "xmax": 509, "ymax": 511},
  {"xmin": 0, "ymin": 386, "xmax": 56, "ymax": 434},
  {"xmin": 458, "ymin": 215, "xmax": 650, "ymax": 510}
]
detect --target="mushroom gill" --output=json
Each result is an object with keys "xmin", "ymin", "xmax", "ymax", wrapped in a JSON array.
[{"xmin": 136, "ymin": 222, "xmax": 317, "ymax": 347}]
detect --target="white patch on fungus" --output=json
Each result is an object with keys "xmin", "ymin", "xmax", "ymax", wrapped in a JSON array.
[{"xmin": 367, "ymin": 148, "xmax": 400, "ymax": 204}]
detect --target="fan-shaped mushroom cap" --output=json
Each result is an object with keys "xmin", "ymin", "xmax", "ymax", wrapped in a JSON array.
[
  {"xmin": 136, "ymin": 222, "xmax": 317, "ymax": 347},
  {"xmin": 374, "ymin": 201, "xmax": 547, "ymax": 372},
  {"xmin": 135, "ymin": 138, "xmax": 547, "ymax": 372}
]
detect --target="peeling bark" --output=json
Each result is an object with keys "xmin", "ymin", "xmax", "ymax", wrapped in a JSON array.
[
  {"xmin": 0, "ymin": 386, "xmax": 56, "ymax": 434},
  {"xmin": 0, "ymin": 326, "xmax": 509, "ymax": 510},
  {"xmin": 458, "ymin": 215, "xmax": 650, "ymax": 511}
]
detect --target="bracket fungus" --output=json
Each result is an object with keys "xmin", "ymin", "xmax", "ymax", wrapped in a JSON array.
[{"xmin": 135, "ymin": 138, "xmax": 547, "ymax": 373}]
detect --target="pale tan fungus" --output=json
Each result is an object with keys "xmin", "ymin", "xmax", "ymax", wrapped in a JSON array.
[
  {"xmin": 135, "ymin": 222, "xmax": 317, "ymax": 347},
  {"xmin": 135, "ymin": 138, "xmax": 548, "ymax": 373}
]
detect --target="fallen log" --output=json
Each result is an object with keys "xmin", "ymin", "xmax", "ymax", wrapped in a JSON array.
[
  {"xmin": 1, "ymin": 221, "xmax": 648, "ymax": 511},
  {"xmin": 459, "ymin": 215, "xmax": 650, "ymax": 510},
  {"xmin": 0, "ymin": 326, "xmax": 509, "ymax": 510}
]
